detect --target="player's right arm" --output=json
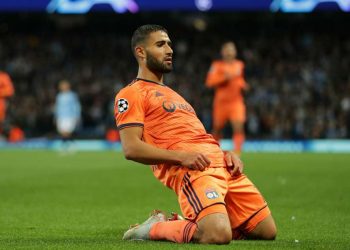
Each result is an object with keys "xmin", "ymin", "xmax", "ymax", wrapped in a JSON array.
[
  {"xmin": 205, "ymin": 61, "xmax": 230, "ymax": 88},
  {"xmin": 115, "ymin": 86, "xmax": 210, "ymax": 171},
  {"xmin": 119, "ymin": 126, "xmax": 210, "ymax": 171},
  {"xmin": 0, "ymin": 72, "xmax": 14, "ymax": 98}
]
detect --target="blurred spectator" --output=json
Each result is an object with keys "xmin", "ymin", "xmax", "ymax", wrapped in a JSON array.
[
  {"xmin": 54, "ymin": 80, "xmax": 81, "ymax": 147},
  {"xmin": 0, "ymin": 70, "xmax": 15, "ymax": 139},
  {"xmin": 8, "ymin": 126, "xmax": 25, "ymax": 143}
]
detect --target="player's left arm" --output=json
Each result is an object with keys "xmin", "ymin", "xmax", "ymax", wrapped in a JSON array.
[
  {"xmin": 224, "ymin": 151, "xmax": 244, "ymax": 176},
  {"xmin": 241, "ymin": 62, "xmax": 250, "ymax": 92}
]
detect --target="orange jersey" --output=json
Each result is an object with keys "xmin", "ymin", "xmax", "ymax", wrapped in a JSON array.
[
  {"xmin": 115, "ymin": 78, "xmax": 225, "ymax": 189},
  {"xmin": 206, "ymin": 60, "xmax": 246, "ymax": 104},
  {"xmin": 0, "ymin": 71, "xmax": 14, "ymax": 121}
]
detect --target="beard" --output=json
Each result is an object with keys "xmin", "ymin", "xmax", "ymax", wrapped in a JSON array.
[{"xmin": 146, "ymin": 52, "xmax": 173, "ymax": 73}]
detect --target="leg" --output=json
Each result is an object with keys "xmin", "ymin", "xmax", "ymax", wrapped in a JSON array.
[
  {"xmin": 179, "ymin": 170, "xmax": 232, "ymax": 244},
  {"xmin": 230, "ymin": 103, "xmax": 246, "ymax": 154},
  {"xmin": 123, "ymin": 169, "xmax": 233, "ymax": 244},
  {"xmin": 151, "ymin": 169, "xmax": 232, "ymax": 244},
  {"xmin": 192, "ymin": 210, "xmax": 232, "ymax": 244},
  {"xmin": 57, "ymin": 118, "xmax": 77, "ymax": 152},
  {"xmin": 231, "ymin": 120, "xmax": 245, "ymax": 154},
  {"xmin": 123, "ymin": 207, "xmax": 232, "ymax": 244},
  {"xmin": 212, "ymin": 103, "xmax": 228, "ymax": 141},
  {"xmin": 225, "ymin": 173, "xmax": 277, "ymax": 240},
  {"xmin": 246, "ymin": 214, "xmax": 277, "ymax": 240}
]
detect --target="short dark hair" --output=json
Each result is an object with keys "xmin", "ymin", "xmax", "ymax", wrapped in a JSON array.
[{"xmin": 131, "ymin": 24, "xmax": 168, "ymax": 54}]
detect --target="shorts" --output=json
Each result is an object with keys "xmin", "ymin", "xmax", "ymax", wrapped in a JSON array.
[
  {"xmin": 213, "ymin": 101, "xmax": 246, "ymax": 129},
  {"xmin": 177, "ymin": 168, "xmax": 270, "ymax": 236},
  {"xmin": 57, "ymin": 118, "xmax": 78, "ymax": 134}
]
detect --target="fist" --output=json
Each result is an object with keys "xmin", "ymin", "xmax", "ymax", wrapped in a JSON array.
[
  {"xmin": 224, "ymin": 151, "xmax": 244, "ymax": 176},
  {"xmin": 180, "ymin": 152, "xmax": 211, "ymax": 171}
]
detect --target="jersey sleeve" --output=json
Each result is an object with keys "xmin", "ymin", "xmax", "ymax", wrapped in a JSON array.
[
  {"xmin": 114, "ymin": 87, "xmax": 145, "ymax": 130},
  {"xmin": 205, "ymin": 61, "xmax": 227, "ymax": 88}
]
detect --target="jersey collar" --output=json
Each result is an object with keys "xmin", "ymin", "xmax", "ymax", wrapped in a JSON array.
[{"xmin": 135, "ymin": 78, "xmax": 166, "ymax": 86}]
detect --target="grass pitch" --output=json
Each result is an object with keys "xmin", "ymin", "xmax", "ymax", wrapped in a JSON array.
[{"xmin": 0, "ymin": 150, "xmax": 349, "ymax": 249}]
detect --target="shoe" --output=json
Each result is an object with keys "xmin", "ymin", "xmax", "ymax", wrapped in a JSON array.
[
  {"xmin": 168, "ymin": 212, "xmax": 184, "ymax": 221},
  {"xmin": 122, "ymin": 210, "xmax": 167, "ymax": 241}
]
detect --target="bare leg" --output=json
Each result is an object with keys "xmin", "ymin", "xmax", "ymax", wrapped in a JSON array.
[
  {"xmin": 245, "ymin": 215, "xmax": 277, "ymax": 240},
  {"xmin": 192, "ymin": 212, "xmax": 232, "ymax": 244}
]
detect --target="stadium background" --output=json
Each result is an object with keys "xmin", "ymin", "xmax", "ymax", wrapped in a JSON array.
[
  {"xmin": 1, "ymin": 3, "xmax": 350, "ymax": 143},
  {"xmin": 1, "ymin": 1, "xmax": 350, "ymax": 249}
]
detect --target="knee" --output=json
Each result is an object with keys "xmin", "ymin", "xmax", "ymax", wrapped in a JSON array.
[
  {"xmin": 262, "ymin": 226, "xmax": 277, "ymax": 240},
  {"xmin": 262, "ymin": 219, "xmax": 277, "ymax": 240},
  {"xmin": 197, "ymin": 223, "xmax": 232, "ymax": 244},
  {"xmin": 252, "ymin": 223, "xmax": 277, "ymax": 240}
]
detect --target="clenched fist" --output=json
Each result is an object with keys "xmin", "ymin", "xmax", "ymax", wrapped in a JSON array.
[{"xmin": 179, "ymin": 152, "xmax": 211, "ymax": 171}]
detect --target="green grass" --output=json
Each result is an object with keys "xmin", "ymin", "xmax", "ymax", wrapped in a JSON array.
[{"xmin": 0, "ymin": 151, "xmax": 349, "ymax": 249}]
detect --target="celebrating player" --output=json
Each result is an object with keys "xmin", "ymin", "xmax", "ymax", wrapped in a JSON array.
[
  {"xmin": 115, "ymin": 25, "xmax": 276, "ymax": 244},
  {"xmin": 206, "ymin": 41, "xmax": 249, "ymax": 154}
]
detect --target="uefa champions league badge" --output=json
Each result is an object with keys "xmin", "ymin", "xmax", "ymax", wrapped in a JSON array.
[
  {"xmin": 117, "ymin": 98, "xmax": 129, "ymax": 113},
  {"xmin": 205, "ymin": 188, "xmax": 219, "ymax": 199}
]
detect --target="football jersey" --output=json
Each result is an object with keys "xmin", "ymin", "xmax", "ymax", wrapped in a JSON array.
[
  {"xmin": 115, "ymin": 78, "xmax": 225, "ymax": 189},
  {"xmin": 0, "ymin": 71, "xmax": 14, "ymax": 121},
  {"xmin": 206, "ymin": 60, "xmax": 246, "ymax": 104}
]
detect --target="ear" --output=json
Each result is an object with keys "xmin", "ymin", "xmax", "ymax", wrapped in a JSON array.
[{"xmin": 135, "ymin": 46, "xmax": 146, "ymax": 60}]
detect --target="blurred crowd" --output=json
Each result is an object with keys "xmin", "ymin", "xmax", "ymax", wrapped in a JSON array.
[{"xmin": 0, "ymin": 13, "xmax": 349, "ymax": 139}]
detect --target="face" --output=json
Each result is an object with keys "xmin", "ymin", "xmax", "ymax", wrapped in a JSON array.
[
  {"xmin": 138, "ymin": 31, "xmax": 173, "ymax": 73},
  {"xmin": 59, "ymin": 81, "xmax": 70, "ymax": 92},
  {"xmin": 221, "ymin": 42, "xmax": 237, "ymax": 61}
]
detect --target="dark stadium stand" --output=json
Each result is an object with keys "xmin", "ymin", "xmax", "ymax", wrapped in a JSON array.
[{"xmin": 0, "ymin": 13, "xmax": 349, "ymax": 139}]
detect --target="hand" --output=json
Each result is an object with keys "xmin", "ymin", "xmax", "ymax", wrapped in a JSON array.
[
  {"xmin": 224, "ymin": 151, "xmax": 244, "ymax": 176},
  {"xmin": 225, "ymin": 72, "xmax": 233, "ymax": 81},
  {"xmin": 179, "ymin": 152, "xmax": 211, "ymax": 171}
]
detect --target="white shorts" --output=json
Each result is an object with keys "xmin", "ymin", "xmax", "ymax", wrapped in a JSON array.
[{"xmin": 57, "ymin": 118, "xmax": 78, "ymax": 134}]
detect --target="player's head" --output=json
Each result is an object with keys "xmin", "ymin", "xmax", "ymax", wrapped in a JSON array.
[
  {"xmin": 131, "ymin": 24, "xmax": 173, "ymax": 73},
  {"xmin": 58, "ymin": 80, "xmax": 71, "ymax": 92},
  {"xmin": 221, "ymin": 41, "xmax": 237, "ymax": 61}
]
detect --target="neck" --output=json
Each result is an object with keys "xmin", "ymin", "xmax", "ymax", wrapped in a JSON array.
[
  {"xmin": 137, "ymin": 66, "xmax": 164, "ymax": 85},
  {"xmin": 223, "ymin": 58, "xmax": 235, "ymax": 63}
]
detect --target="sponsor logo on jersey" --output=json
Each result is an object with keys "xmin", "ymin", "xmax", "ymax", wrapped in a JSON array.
[
  {"xmin": 162, "ymin": 101, "xmax": 176, "ymax": 112},
  {"xmin": 162, "ymin": 100, "xmax": 195, "ymax": 113},
  {"xmin": 155, "ymin": 91, "xmax": 164, "ymax": 97}
]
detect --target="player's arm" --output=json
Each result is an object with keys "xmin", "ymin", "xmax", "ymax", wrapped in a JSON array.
[
  {"xmin": 205, "ymin": 63, "xmax": 230, "ymax": 88},
  {"xmin": 240, "ymin": 62, "xmax": 250, "ymax": 92},
  {"xmin": 0, "ymin": 73, "xmax": 15, "ymax": 98},
  {"xmin": 119, "ymin": 126, "xmax": 211, "ymax": 171}
]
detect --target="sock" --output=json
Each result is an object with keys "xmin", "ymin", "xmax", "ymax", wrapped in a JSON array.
[
  {"xmin": 149, "ymin": 220, "xmax": 197, "ymax": 243},
  {"xmin": 233, "ymin": 132, "xmax": 245, "ymax": 153}
]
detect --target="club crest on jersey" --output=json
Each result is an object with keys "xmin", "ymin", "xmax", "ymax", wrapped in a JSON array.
[
  {"xmin": 205, "ymin": 188, "xmax": 219, "ymax": 199},
  {"xmin": 117, "ymin": 98, "xmax": 129, "ymax": 113}
]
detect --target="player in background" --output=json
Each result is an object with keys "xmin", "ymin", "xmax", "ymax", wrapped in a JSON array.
[
  {"xmin": 115, "ymin": 25, "xmax": 276, "ymax": 244},
  {"xmin": 0, "ymin": 71, "xmax": 15, "ymax": 138},
  {"xmin": 205, "ymin": 42, "xmax": 249, "ymax": 154},
  {"xmin": 54, "ymin": 80, "xmax": 81, "ymax": 151}
]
